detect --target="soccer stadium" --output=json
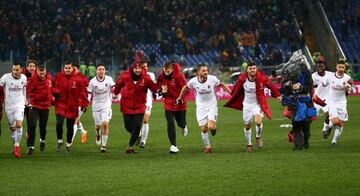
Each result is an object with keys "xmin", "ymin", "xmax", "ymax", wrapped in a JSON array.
[{"xmin": 0, "ymin": 0, "xmax": 360, "ymax": 195}]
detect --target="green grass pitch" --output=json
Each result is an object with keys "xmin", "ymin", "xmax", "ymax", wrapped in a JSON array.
[{"xmin": 0, "ymin": 97, "xmax": 359, "ymax": 195}]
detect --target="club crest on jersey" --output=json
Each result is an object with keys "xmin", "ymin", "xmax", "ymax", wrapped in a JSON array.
[
  {"xmin": 259, "ymin": 83, "xmax": 264, "ymax": 90},
  {"xmin": 140, "ymin": 79, "xmax": 145, "ymax": 86},
  {"xmin": 72, "ymin": 81, "xmax": 77, "ymax": 88}
]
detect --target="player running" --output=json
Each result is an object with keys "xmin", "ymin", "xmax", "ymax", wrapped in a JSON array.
[
  {"xmin": 0, "ymin": 62, "xmax": 27, "ymax": 158},
  {"xmin": 88, "ymin": 64, "xmax": 115, "ymax": 152},
  {"xmin": 71, "ymin": 64, "xmax": 90, "ymax": 144},
  {"xmin": 177, "ymin": 63, "xmax": 231, "ymax": 153},
  {"xmin": 311, "ymin": 58, "xmax": 333, "ymax": 138},
  {"xmin": 157, "ymin": 62, "xmax": 189, "ymax": 153},
  {"xmin": 224, "ymin": 62, "xmax": 281, "ymax": 152},
  {"xmin": 319, "ymin": 59, "xmax": 354, "ymax": 147}
]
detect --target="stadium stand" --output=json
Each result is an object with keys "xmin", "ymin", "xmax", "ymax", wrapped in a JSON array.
[
  {"xmin": 321, "ymin": 0, "xmax": 360, "ymax": 65},
  {"xmin": 0, "ymin": 0, "xmax": 303, "ymax": 75}
]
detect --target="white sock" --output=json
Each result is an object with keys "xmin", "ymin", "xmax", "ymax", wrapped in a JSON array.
[
  {"xmin": 78, "ymin": 122, "xmax": 86, "ymax": 134},
  {"xmin": 96, "ymin": 129, "xmax": 101, "ymax": 136},
  {"xmin": 15, "ymin": 127, "xmax": 23, "ymax": 147},
  {"xmin": 40, "ymin": 139, "xmax": 45, "ymax": 143},
  {"xmin": 332, "ymin": 126, "xmax": 343, "ymax": 143},
  {"xmin": 201, "ymin": 132, "xmax": 210, "ymax": 147},
  {"xmin": 328, "ymin": 121, "xmax": 333, "ymax": 128},
  {"xmin": 322, "ymin": 122, "xmax": 329, "ymax": 131},
  {"xmin": 58, "ymin": 139, "xmax": 63, "ymax": 143},
  {"xmin": 101, "ymin": 135, "xmax": 108, "ymax": 147},
  {"xmin": 66, "ymin": 142, "xmax": 72, "ymax": 147},
  {"xmin": 244, "ymin": 128, "xmax": 252, "ymax": 145},
  {"xmin": 255, "ymin": 124, "xmax": 263, "ymax": 138},
  {"xmin": 72, "ymin": 125, "xmax": 78, "ymax": 142},
  {"xmin": 141, "ymin": 123, "xmax": 149, "ymax": 143},
  {"xmin": 10, "ymin": 130, "xmax": 16, "ymax": 142}
]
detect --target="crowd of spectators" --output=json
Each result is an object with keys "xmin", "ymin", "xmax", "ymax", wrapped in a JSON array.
[
  {"xmin": 0, "ymin": 0, "xmax": 303, "ymax": 71},
  {"xmin": 321, "ymin": 0, "xmax": 360, "ymax": 65}
]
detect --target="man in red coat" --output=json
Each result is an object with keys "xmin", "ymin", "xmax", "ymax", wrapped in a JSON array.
[
  {"xmin": 53, "ymin": 61, "xmax": 88, "ymax": 152},
  {"xmin": 157, "ymin": 62, "xmax": 188, "ymax": 153},
  {"xmin": 22, "ymin": 60, "xmax": 37, "ymax": 137},
  {"xmin": 71, "ymin": 64, "xmax": 90, "ymax": 144},
  {"xmin": 224, "ymin": 62, "xmax": 281, "ymax": 152},
  {"xmin": 26, "ymin": 64, "xmax": 53, "ymax": 155},
  {"xmin": 113, "ymin": 61, "xmax": 159, "ymax": 154}
]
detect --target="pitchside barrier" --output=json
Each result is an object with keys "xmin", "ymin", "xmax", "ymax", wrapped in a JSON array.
[{"xmin": 112, "ymin": 81, "xmax": 360, "ymax": 104}]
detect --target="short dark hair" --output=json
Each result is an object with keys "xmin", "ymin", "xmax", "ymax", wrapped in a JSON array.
[
  {"xmin": 96, "ymin": 63, "xmax": 106, "ymax": 69},
  {"xmin": 337, "ymin": 59, "xmax": 346, "ymax": 64},
  {"xmin": 197, "ymin": 63, "xmax": 207, "ymax": 69},
  {"xmin": 38, "ymin": 64, "xmax": 45, "ymax": 70},
  {"xmin": 72, "ymin": 63, "xmax": 79, "ymax": 68},
  {"xmin": 12, "ymin": 62, "xmax": 21, "ymax": 67},
  {"xmin": 27, "ymin": 59, "xmax": 37, "ymax": 67},
  {"xmin": 163, "ymin": 61, "xmax": 173, "ymax": 69},
  {"xmin": 64, "ymin": 60, "xmax": 72, "ymax": 65},
  {"xmin": 247, "ymin": 61, "xmax": 256, "ymax": 67}
]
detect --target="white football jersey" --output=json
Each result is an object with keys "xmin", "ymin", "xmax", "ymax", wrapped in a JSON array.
[
  {"xmin": 323, "ymin": 72, "xmax": 351, "ymax": 106},
  {"xmin": 0, "ymin": 73, "xmax": 27, "ymax": 109},
  {"xmin": 312, "ymin": 71, "xmax": 332, "ymax": 100},
  {"xmin": 187, "ymin": 75, "xmax": 220, "ymax": 107},
  {"xmin": 146, "ymin": 72, "xmax": 156, "ymax": 107},
  {"xmin": 243, "ymin": 78, "xmax": 258, "ymax": 107},
  {"xmin": 88, "ymin": 75, "xmax": 115, "ymax": 111}
]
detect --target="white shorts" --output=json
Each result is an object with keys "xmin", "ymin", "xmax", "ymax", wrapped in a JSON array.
[
  {"xmin": 196, "ymin": 105, "xmax": 218, "ymax": 126},
  {"xmin": 243, "ymin": 104, "xmax": 263, "ymax": 124},
  {"xmin": 328, "ymin": 104, "xmax": 348, "ymax": 121},
  {"xmin": 315, "ymin": 104, "xmax": 329, "ymax": 116},
  {"xmin": 145, "ymin": 106, "xmax": 152, "ymax": 115},
  {"xmin": 5, "ymin": 107, "xmax": 24, "ymax": 127},
  {"xmin": 93, "ymin": 108, "xmax": 112, "ymax": 126}
]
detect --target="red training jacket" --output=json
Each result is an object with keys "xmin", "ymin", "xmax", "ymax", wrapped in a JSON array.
[
  {"xmin": 52, "ymin": 70, "xmax": 88, "ymax": 119},
  {"xmin": 114, "ymin": 65, "xmax": 159, "ymax": 115},
  {"xmin": 224, "ymin": 70, "xmax": 280, "ymax": 119},
  {"xmin": 157, "ymin": 63, "xmax": 187, "ymax": 111},
  {"xmin": 27, "ymin": 69, "xmax": 53, "ymax": 110},
  {"xmin": 77, "ymin": 72, "xmax": 90, "ymax": 107}
]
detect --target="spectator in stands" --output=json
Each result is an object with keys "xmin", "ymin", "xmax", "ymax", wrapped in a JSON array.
[
  {"xmin": 0, "ymin": 1, "xmax": 301, "ymax": 69},
  {"xmin": 340, "ymin": 19, "xmax": 349, "ymax": 40}
]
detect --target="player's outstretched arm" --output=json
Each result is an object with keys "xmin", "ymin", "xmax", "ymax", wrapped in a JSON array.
[
  {"xmin": 176, "ymin": 85, "xmax": 189, "ymax": 102},
  {"xmin": 218, "ymin": 82, "xmax": 232, "ymax": 94}
]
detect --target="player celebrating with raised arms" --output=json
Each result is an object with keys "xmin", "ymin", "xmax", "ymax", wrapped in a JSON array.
[
  {"xmin": 0, "ymin": 62, "xmax": 27, "ymax": 158},
  {"xmin": 224, "ymin": 62, "xmax": 281, "ymax": 152},
  {"xmin": 177, "ymin": 63, "xmax": 231, "ymax": 153},
  {"xmin": 88, "ymin": 64, "xmax": 115, "ymax": 152},
  {"xmin": 319, "ymin": 59, "xmax": 354, "ymax": 147}
]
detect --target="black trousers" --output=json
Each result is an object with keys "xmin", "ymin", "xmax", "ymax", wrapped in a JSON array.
[
  {"xmin": 123, "ymin": 113, "xmax": 144, "ymax": 147},
  {"xmin": 165, "ymin": 110, "xmax": 187, "ymax": 146},
  {"xmin": 56, "ymin": 115, "xmax": 75, "ymax": 144},
  {"xmin": 27, "ymin": 107, "xmax": 49, "ymax": 147},
  {"xmin": 292, "ymin": 119, "xmax": 311, "ymax": 148},
  {"xmin": 24, "ymin": 106, "xmax": 30, "ymax": 131}
]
